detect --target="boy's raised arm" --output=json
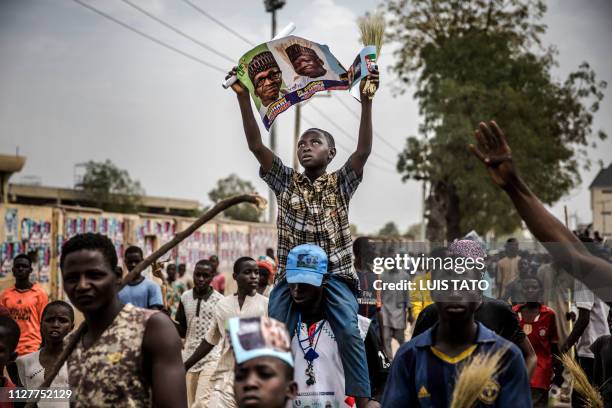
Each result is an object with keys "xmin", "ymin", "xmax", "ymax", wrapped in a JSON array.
[
  {"xmin": 349, "ymin": 72, "xmax": 379, "ymax": 176},
  {"xmin": 227, "ymin": 68, "xmax": 275, "ymax": 172}
]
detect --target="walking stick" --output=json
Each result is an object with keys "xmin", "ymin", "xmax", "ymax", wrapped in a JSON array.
[{"xmin": 26, "ymin": 193, "xmax": 266, "ymax": 407}]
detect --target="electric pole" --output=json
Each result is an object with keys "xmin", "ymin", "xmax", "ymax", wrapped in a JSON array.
[
  {"xmin": 293, "ymin": 104, "xmax": 301, "ymax": 170},
  {"xmin": 293, "ymin": 92, "xmax": 331, "ymax": 170}
]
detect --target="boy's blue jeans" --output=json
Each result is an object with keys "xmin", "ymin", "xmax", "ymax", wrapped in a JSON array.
[{"xmin": 268, "ymin": 275, "xmax": 371, "ymax": 397}]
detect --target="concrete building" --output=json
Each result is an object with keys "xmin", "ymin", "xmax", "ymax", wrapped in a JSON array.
[{"xmin": 590, "ymin": 163, "xmax": 612, "ymax": 238}]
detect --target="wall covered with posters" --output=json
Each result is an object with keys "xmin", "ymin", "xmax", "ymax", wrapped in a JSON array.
[
  {"xmin": 0, "ymin": 204, "xmax": 276, "ymax": 298},
  {"xmin": 250, "ymin": 226, "xmax": 277, "ymax": 262},
  {"xmin": 218, "ymin": 223, "xmax": 251, "ymax": 273},
  {"xmin": 176, "ymin": 222, "xmax": 217, "ymax": 268},
  {"xmin": 0, "ymin": 205, "xmax": 55, "ymax": 293}
]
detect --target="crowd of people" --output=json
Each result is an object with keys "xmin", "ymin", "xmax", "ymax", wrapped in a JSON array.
[{"xmin": 0, "ymin": 71, "xmax": 611, "ymax": 408}]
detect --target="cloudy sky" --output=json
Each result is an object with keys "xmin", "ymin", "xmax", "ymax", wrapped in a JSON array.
[{"xmin": 1, "ymin": 0, "xmax": 610, "ymax": 234}]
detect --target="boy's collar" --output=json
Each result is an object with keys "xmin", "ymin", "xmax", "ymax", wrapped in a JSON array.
[
  {"xmin": 297, "ymin": 170, "xmax": 330, "ymax": 186},
  {"xmin": 414, "ymin": 322, "xmax": 497, "ymax": 348}
]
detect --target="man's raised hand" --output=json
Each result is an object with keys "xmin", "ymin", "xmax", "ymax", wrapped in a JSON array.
[{"xmin": 469, "ymin": 121, "xmax": 516, "ymax": 189}]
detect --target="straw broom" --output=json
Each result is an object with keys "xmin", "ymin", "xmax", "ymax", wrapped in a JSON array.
[
  {"xmin": 25, "ymin": 193, "xmax": 266, "ymax": 408},
  {"xmin": 450, "ymin": 349, "xmax": 506, "ymax": 408},
  {"xmin": 357, "ymin": 12, "xmax": 385, "ymax": 98},
  {"xmin": 560, "ymin": 353, "xmax": 603, "ymax": 408}
]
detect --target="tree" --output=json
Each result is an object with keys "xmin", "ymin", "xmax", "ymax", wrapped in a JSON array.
[
  {"xmin": 77, "ymin": 160, "xmax": 144, "ymax": 213},
  {"xmin": 378, "ymin": 221, "xmax": 401, "ymax": 237},
  {"xmin": 208, "ymin": 174, "xmax": 262, "ymax": 222},
  {"xmin": 404, "ymin": 223, "xmax": 422, "ymax": 239},
  {"xmin": 386, "ymin": 0, "xmax": 606, "ymax": 241}
]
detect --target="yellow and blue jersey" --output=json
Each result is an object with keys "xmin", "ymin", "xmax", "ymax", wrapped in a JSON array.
[{"xmin": 382, "ymin": 322, "xmax": 532, "ymax": 407}]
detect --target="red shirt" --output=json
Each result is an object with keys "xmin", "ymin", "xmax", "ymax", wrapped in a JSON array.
[
  {"xmin": 0, "ymin": 283, "xmax": 48, "ymax": 355},
  {"xmin": 211, "ymin": 273, "xmax": 225, "ymax": 293},
  {"xmin": 514, "ymin": 304, "xmax": 558, "ymax": 390}
]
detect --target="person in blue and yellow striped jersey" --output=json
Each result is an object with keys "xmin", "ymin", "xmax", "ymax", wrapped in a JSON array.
[{"xmin": 382, "ymin": 240, "xmax": 532, "ymax": 408}]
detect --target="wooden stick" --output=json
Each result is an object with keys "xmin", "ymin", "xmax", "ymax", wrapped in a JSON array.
[{"xmin": 27, "ymin": 193, "xmax": 266, "ymax": 407}]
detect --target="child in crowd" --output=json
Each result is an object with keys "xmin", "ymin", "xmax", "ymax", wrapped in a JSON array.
[
  {"xmin": 118, "ymin": 246, "xmax": 164, "ymax": 310},
  {"xmin": 256, "ymin": 259, "xmax": 274, "ymax": 297},
  {"xmin": 60, "ymin": 233, "xmax": 186, "ymax": 407},
  {"xmin": 17, "ymin": 300, "xmax": 74, "ymax": 408},
  {"xmin": 185, "ymin": 257, "xmax": 268, "ymax": 408},
  {"xmin": 226, "ymin": 61, "xmax": 379, "ymax": 402},
  {"xmin": 0, "ymin": 254, "xmax": 48, "ymax": 356},
  {"xmin": 228, "ymin": 316, "xmax": 297, "ymax": 408},
  {"xmin": 175, "ymin": 259, "xmax": 224, "ymax": 408},
  {"xmin": 162, "ymin": 262, "xmax": 185, "ymax": 319},
  {"xmin": 210, "ymin": 255, "xmax": 225, "ymax": 295},
  {"xmin": 0, "ymin": 316, "xmax": 19, "ymax": 408},
  {"xmin": 383, "ymin": 240, "xmax": 532, "ymax": 407},
  {"xmin": 178, "ymin": 263, "xmax": 194, "ymax": 290},
  {"xmin": 413, "ymin": 246, "xmax": 537, "ymax": 377},
  {"xmin": 513, "ymin": 276, "xmax": 563, "ymax": 408}
]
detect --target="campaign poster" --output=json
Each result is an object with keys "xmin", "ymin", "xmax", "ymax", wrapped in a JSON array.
[{"xmin": 236, "ymin": 36, "xmax": 350, "ymax": 130}]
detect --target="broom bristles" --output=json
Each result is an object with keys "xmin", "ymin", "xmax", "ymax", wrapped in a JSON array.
[
  {"xmin": 357, "ymin": 12, "xmax": 385, "ymax": 98},
  {"xmin": 357, "ymin": 12, "xmax": 385, "ymax": 58},
  {"xmin": 450, "ymin": 349, "xmax": 506, "ymax": 408},
  {"xmin": 560, "ymin": 353, "xmax": 603, "ymax": 408}
]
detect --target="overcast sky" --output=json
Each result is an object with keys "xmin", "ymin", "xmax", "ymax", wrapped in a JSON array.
[{"xmin": 1, "ymin": 0, "xmax": 611, "ymax": 234}]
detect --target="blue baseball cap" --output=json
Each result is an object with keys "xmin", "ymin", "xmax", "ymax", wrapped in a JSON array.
[{"xmin": 286, "ymin": 244, "xmax": 327, "ymax": 287}]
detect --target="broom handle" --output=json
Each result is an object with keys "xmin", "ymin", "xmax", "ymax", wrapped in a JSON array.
[{"xmin": 26, "ymin": 193, "xmax": 266, "ymax": 407}]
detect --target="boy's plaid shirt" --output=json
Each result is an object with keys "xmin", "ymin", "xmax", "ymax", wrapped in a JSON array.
[{"xmin": 261, "ymin": 155, "xmax": 362, "ymax": 291}]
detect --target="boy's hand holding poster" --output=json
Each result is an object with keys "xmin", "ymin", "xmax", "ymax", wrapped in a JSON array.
[{"xmin": 236, "ymin": 35, "xmax": 378, "ymax": 130}]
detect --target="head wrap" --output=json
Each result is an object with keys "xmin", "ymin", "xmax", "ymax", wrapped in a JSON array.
[
  {"xmin": 448, "ymin": 239, "xmax": 486, "ymax": 260},
  {"xmin": 256, "ymin": 259, "xmax": 275, "ymax": 276},
  {"xmin": 448, "ymin": 239, "xmax": 487, "ymax": 278}
]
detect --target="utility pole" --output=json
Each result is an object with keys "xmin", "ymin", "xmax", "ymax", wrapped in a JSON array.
[
  {"xmin": 293, "ymin": 92, "xmax": 331, "ymax": 170},
  {"xmin": 264, "ymin": 0, "xmax": 286, "ymax": 222},
  {"xmin": 293, "ymin": 104, "xmax": 301, "ymax": 170}
]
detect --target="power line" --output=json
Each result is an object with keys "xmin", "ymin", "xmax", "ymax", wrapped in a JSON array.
[
  {"xmin": 120, "ymin": 0, "xmax": 235, "ymax": 64},
  {"xmin": 179, "ymin": 0, "xmax": 256, "ymax": 47},
  {"xmin": 72, "ymin": 0, "xmax": 398, "ymax": 175},
  {"xmin": 71, "ymin": 0, "xmax": 226, "ymax": 73},
  {"xmin": 333, "ymin": 94, "xmax": 402, "ymax": 154},
  {"xmin": 306, "ymin": 103, "xmax": 396, "ymax": 170}
]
